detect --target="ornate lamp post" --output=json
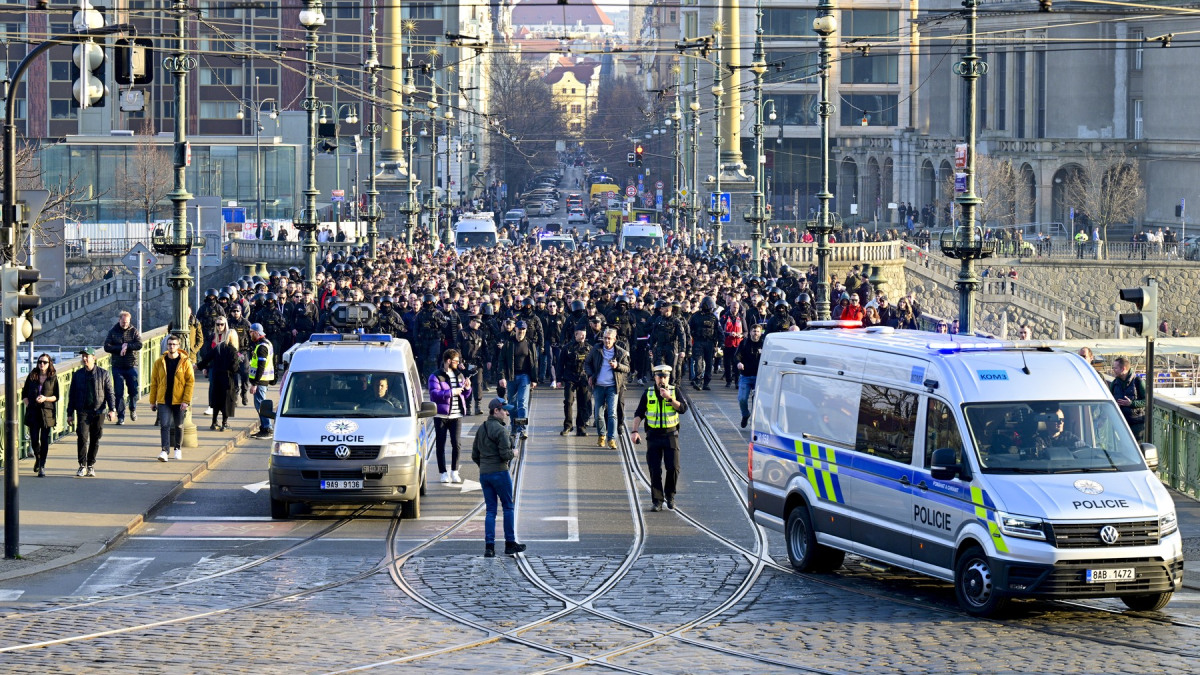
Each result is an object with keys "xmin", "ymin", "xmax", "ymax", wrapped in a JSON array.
[
  {"xmin": 809, "ymin": 0, "xmax": 838, "ymax": 320},
  {"xmin": 318, "ymin": 103, "xmax": 358, "ymax": 233},
  {"xmin": 362, "ymin": 0, "xmax": 382, "ymax": 259},
  {"xmin": 746, "ymin": 0, "xmax": 770, "ymax": 276},
  {"xmin": 940, "ymin": 0, "xmax": 993, "ymax": 334},
  {"xmin": 237, "ymin": 91, "xmax": 277, "ymax": 231},
  {"xmin": 295, "ymin": 0, "xmax": 324, "ymax": 290}
]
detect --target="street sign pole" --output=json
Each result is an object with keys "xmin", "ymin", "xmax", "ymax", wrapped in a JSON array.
[{"xmin": 137, "ymin": 250, "xmax": 144, "ymax": 336}]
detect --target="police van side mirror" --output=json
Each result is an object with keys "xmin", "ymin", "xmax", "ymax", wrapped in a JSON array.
[
  {"xmin": 258, "ymin": 399, "xmax": 276, "ymax": 419},
  {"xmin": 1141, "ymin": 443, "xmax": 1159, "ymax": 471},
  {"xmin": 418, "ymin": 401, "xmax": 437, "ymax": 419},
  {"xmin": 929, "ymin": 447, "xmax": 963, "ymax": 480}
]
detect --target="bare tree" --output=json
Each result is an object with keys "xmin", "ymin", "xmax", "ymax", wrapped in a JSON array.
[
  {"xmin": 0, "ymin": 139, "xmax": 90, "ymax": 263},
  {"xmin": 588, "ymin": 76, "xmax": 651, "ymax": 172},
  {"xmin": 488, "ymin": 51, "xmax": 566, "ymax": 202},
  {"xmin": 941, "ymin": 156, "xmax": 1034, "ymax": 229},
  {"xmin": 1062, "ymin": 146, "xmax": 1145, "ymax": 259},
  {"xmin": 116, "ymin": 120, "xmax": 173, "ymax": 226}
]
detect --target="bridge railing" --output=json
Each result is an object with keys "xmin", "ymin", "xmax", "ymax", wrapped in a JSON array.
[
  {"xmin": 228, "ymin": 239, "xmax": 358, "ymax": 265},
  {"xmin": 771, "ymin": 240, "xmax": 904, "ymax": 264},
  {"xmin": 1151, "ymin": 397, "xmax": 1200, "ymax": 500}
]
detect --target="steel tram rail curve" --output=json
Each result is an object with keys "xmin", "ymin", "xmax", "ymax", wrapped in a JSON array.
[{"xmin": 683, "ymin": 389, "xmax": 1200, "ymax": 659}]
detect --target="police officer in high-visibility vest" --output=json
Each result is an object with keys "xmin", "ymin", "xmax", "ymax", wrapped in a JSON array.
[
  {"xmin": 630, "ymin": 364, "xmax": 689, "ymax": 512},
  {"xmin": 248, "ymin": 323, "xmax": 276, "ymax": 439}
]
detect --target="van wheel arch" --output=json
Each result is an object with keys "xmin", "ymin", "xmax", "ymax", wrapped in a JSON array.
[{"xmin": 783, "ymin": 494, "xmax": 844, "ymax": 573}]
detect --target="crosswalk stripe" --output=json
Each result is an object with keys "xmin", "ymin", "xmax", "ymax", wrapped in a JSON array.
[{"xmin": 70, "ymin": 557, "xmax": 154, "ymax": 596}]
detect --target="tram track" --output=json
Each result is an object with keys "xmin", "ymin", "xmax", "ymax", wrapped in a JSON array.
[{"xmin": 682, "ymin": 388, "xmax": 1200, "ymax": 660}]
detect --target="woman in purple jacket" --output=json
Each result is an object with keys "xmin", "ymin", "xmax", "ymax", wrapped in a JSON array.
[{"xmin": 428, "ymin": 349, "xmax": 472, "ymax": 483}]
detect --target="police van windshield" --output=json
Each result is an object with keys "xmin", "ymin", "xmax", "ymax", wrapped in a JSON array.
[
  {"xmin": 539, "ymin": 238, "xmax": 575, "ymax": 250},
  {"xmin": 623, "ymin": 235, "xmax": 663, "ymax": 249},
  {"xmin": 455, "ymin": 231, "xmax": 497, "ymax": 249},
  {"xmin": 281, "ymin": 371, "xmax": 411, "ymax": 418},
  {"xmin": 963, "ymin": 401, "xmax": 1145, "ymax": 474}
]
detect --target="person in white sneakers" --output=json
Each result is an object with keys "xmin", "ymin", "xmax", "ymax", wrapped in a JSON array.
[
  {"xmin": 150, "ymin": 334, "xmax": 195, "ymax": 461},
  {"xmin": 428, "ymin": 349, "xmax": 472, "ymax": 483}
]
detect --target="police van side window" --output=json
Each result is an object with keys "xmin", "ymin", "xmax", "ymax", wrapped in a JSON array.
[
  {"xmin": 924, "ymin": 398, "xmax": 964, "ymax": 468},
  {"xmin": 778, "ymin": 373, "xmax": 860, "ymax": 446},
  {"xmin": 854, "ymin": 384, "xmax": 918, "ymax": 464}
]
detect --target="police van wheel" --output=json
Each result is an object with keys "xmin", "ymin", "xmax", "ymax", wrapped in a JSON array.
[
  {"xmin": 270, "ymin": 497, "xmax": 290, "ymax": 520},
  {"xmin": 1120, "ymin": 592, "xmax": 1172, "ymax": 612},
  {"xmin": 785, "ymin": 507, "xmax": 843, "ymax": 572},
  {"xmin": 402, "ymin": 493, "xmax": 421, "ymax": 519},
  {"xmin": 955, "ymin": 546, "xmax": 1009, "ymax": 617}
]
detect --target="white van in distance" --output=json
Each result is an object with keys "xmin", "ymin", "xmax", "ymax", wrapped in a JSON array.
[
  {"xmin": 748, "ymin": 326, "xmax": 1182, "ymax": 615},
  {"xmin": 619, "ymin": 223, "xmax": 665, "ymax": 251},
  {"xmin": 453, "ymin": 214, "xmax": 499, "ymax": 255}
]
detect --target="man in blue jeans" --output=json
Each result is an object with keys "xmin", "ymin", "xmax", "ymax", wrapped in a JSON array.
[
  {"xmin": 102, "ymin": 310, "xmax": 142, "ymax": 425},
  {"xmin": 585, "ymin": 328, "xmax": 631, "ymax": 449},
  {"xmin": 471, "ymin": 397, "xmax": 526, "ymax": 557},
  {"xmin": 735, "ymin": 324, "xmax": 764, "ymax": 428},
  {"xmin": 498, "ymin": 320, "xmax": 539, "ymax": 440}
]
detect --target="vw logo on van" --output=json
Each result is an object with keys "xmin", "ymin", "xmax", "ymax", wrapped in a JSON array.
[
  {"xmin": 326, "ymin": 419, "xmax": 359, "ymax": 434},
  {"xmin": 1099, "ymin": 525, "xmax": 1121, "ymax": 545},
  {"xmin": 1073, "ymin": 479, "xmax": 1104, "ymax": 495},
  {"xmin": 334, "ymin": 445, "xmax": 352, "ymax": 459}
]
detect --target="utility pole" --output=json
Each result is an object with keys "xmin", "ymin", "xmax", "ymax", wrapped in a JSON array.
[
  {"xmin": 296, "ymin": 0, "xmax": 325, "ymax": 289},
  {"xmin": 746, "ymin": 0, "xmax": 769, "ymax": 276},
  {"xmin": 810, "ymin": 0, "xmax": 838, "ymax": 320},
  {"xmin": 362, "ymin": 0, "xmax": 381, "ymax": 258}
]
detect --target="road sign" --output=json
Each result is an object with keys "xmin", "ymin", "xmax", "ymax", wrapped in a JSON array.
[
  {"xmin": 709, "ymin": 192, "xmax": 731, "ymax": 223},
  {"xmin": 332, "ymin": 189, "xmax": 346, "ymax": 202},
  {"xmin": 655, "ymin": 181, "xmax": 664, "ymax": 190},
  {"xmin": 643, "ymin": 194, "xmax": 653, "ymax": 207},
  {"xmin": 625, "ymin": 185, "xmax": 637, "ymax": 197},
  {"xmin": 122, "ymin": 242, "xmax": 156, "ymax": 272},
  {"xmin": 954, "ymin": 173, "xmax": 967, "ymax": 194},
  {"xmin": 605, "ymin": 191, "xmax": 616, "ymax": 199}
]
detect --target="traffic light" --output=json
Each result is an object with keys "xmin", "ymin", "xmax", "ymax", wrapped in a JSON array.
[
  {"xmin": 2, "ymin": 267, "xmax": 41, "ymax": 332},
  {"xmin": 113, "ymin": 37, "xmax": 154, "ymax": 86},
  {"xmin": 635, "ymin": 144, "xmax": 644, "ymax": 167},
  {"xmin": 1118, "ymin": 280, "xmax": 1158, "ymax": 337},
  {"xmin": 71, "ymin": 1, "xmax": 108, "ymax": 108}
]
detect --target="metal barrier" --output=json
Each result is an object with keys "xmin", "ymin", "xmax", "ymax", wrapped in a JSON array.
[
  {"xmin": 772, "ymin": 240, "xmax": 904, "ymax": 264},
  {"xmin": 228, "ymin": 239, "xmax": 357, "ymax": 266},
  {"xmin": 1152, "ymin": 397, "xmax": 1200, "ymax": 500},
  {"xmin": 0, "ymin": 326, "xmax": 168, "ymax": 465}
]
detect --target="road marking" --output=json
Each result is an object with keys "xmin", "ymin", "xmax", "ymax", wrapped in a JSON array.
[
  {"xmin": 0, "ymin": 590, "xmax": 25, "ymax": 601},
  {"xmin": 130, "ymin": 536, "xmax": 408, "ymax": 542},
  {"xmin": 693, "ymin": 480, "xmax": 719, "ymax": 483},
  {"xmin": 160, "ymin": 516, "xmax": 277, "ymax": 521},
  {"xmin": 540, "ymin": 516, "xmax": 580, "ymax": 542},
  {"xmin": 71, "ymin": 557, "xmax": 154, "ymax": 596},
  {"xmin": 460, "ymin": 479, "xmax": 481, "ymax": 493},
  {"xmin": 162, "ymin": 522, "xmax": 299, "ymax": 537},
  {"xmin": 243, "ymin": 480, "xmax": 271, "ymax": 494}
]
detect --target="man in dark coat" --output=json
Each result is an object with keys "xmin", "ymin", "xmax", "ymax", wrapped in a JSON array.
[{"xmin": 66, "ymin": 347, "xmax": 116, "ymax": 477}]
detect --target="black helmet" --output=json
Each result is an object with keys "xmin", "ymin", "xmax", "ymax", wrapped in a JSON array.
[
  {"xmin": 269, "ymin": 270, "xmax": 281, "ymax": 280},
  {"xmin": 380, "ymin": 295, "xmax": 394, "ymax": 305},
  {"xmin": 252, "ymin": 293, "xmax": 266, "ymax": 305},
  {"xmin": 265, "ymin": 292, "xmax": 278, "ymax": 303},
  {"xmin": 655, "ymin": 300, "xmax": 668, "ymax": 310},
  {"xmin": 227, "ymin": 284, "xmax": 239, "ymax": 296},
  {"xmin": 522, "ymin": 297, "xmax": 535, "ymax": 308},
  {"xmin": 616, "ymin": 294, "xmax": 629, "ymax": 307},
  {"xmin": 569, "ymin": 300, "xmax": 586, "ymax": 313},
  {"xmin": 700, "ymin": 296, "xmax": 716, "ymax": 311},
  {"xmin": 288, "ymin": 266, "xmax": 301, "ymax": 279},
  {"xmin": 798, "ymin": 292, "xmax": 812, "ymax": 306},
  {"xmin": 204, "ymin": 288, "xmax": 218, "ymax": 300},
  {"xmin": 218, "ymin": 291, "xmax": 231, "ymax": 301},
  {"xmin": 346, "ymin": 256, "xmax": 358, "ymax": 266},
  {"xmin": 730, "ymin": 266, "xmax": 740, "ymax": 277},
  {"xmin": 315, "ymin": 265, "xmax": 326, "ymax": 275},
  {"xmin": 423, "ymin": 293, "xmax": 436, "ymax": 306},
  {"xmin": 780, "ymin": 265, "xmax": 792, "ymax": 278},
  {"xmin": 481, "ymin": 303, "xmax": 495, "ymax": 317},
  {"xmin": 775, "ymin": 299, "xmax": 789, "ymax": 313},
  {"xmin": 236, "ymin": 279, "xmax": 249, "ymax": 290}
]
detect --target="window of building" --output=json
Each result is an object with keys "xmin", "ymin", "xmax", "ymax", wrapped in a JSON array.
[
  {"xmin": 669, "ymin": 11, "xmax": 676, "ymax": 23},
  {"xmin": 840, "ymin": 94, "xmax": 898, "ymax": 127},
  {"xmin": 855, "ymin": 384, "xmax": 918, "ymax": 465},
  {"xmin": 254, "ymin": 68, "xmax": 278, "ymax": 86},
  {"xmin": 255, "ymin": 4, "xmax": 278, "ymax": 18},
  {"xmin": 199, "ymin": 101, "xmax": 240, "ymax": 118},
  {"xmin": 0, "ymin": 22, "xmax": 26, "ymax": 40},
  {"xmin": 1035, "ymin": 50, "xmax": 1046, "ymax": 138},
  {"xmin": 200, "ymin": 1, "xmax": 239, "ymax": 19},
  {"xmin": 571, "ymin": 88, "xmax": 576, "ymax": 94},
  {"xmin": 50, "ymin": 61, "xmax": 71, "ymax": 81},
  {"xmin": 1131, "ymin": 99, "xmax": 1143, "ymax": 139},
  {"xmin": 762, "ymin": 9, "xmax": 816, "ymax": 37},
  {"xmin": 403, "ymin": 3, "xmax": 437, "ymax": 20},
  {"xmin": 571, "ymin": 104, "xmax": 582, "ymax": 114},
  {"xmin": 50, "ymin": 99, "xmax": 71, "ymax": 119},
  {"xmin": 841, "ymin": 51, "xmax": 899, "ymax": 85},
  {"xmin": 337, "ymin": 33, "xmax": 357, "ymax": 53},
  {"xmin": 335, "ymin": 1, "xmax": 361, "ymax": 19},
  {"xmin": 766, "ymin": 51, "xmax": 818, "ymax": 85},
  {"xmin": 841, "ymin": 11, "xmax": 900, "ymax": 85},
  {"xmin": 200, "ymin": 67, "xmax": 242, "ymax": 86},
  {"xmin": 1015, "ymin": 50, "xmax": 1026, "ymax": 138},
  {"xmin": 1132, "ymin": 28, "xmax": 1144, "ymax": 71},
  {"xmin": 979, "ymin": 51, "xmax": 987, "ymax": 130},
  {"xmin": 996, "ymin": 51, "xmax": 1007, "ymax": 131},
  {"xmin": 773, "ymin": 93, "xmax": 818, "ymax": 126}
]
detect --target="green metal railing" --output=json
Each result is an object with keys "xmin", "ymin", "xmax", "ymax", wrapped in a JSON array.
[
  {"xmin": 1151, "ymin": 396, "xmax": 1200, "ymax": 500},
  {"xmin": 0, "ymin": 326, "xmax": 169, "ymax": 464}
]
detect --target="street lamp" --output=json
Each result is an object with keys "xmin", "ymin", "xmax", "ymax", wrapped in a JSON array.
[
  {"xmin": 809, "ymin": 0, "xmax": 838, "ymax": 320},
  {"xmin": 363, "ymin": 0, "xmax": 382, "ymax": 259},
  {"xmin": 295, "ymin": 0, "xmax": 325, "ymax": 290},
  {"xmin": 238, "ymin": 87, "xmax": 278, "ymax": 233},
  {"xmin": 319, "ymin": 103, "xmax": 358, "ymax": 234},
  {"xmin": 745, "ymin": 0, "xmax": 770, "ymax": 276}
]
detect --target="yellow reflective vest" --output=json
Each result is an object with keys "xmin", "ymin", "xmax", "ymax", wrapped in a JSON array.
[{"xmin": 645, "ymin": 386, "xmax": 679, "ymax": 430}]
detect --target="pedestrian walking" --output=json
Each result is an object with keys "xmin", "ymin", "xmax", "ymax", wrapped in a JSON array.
[
  {"xmin": 472, "ymin": 397, "xmax": 526, "ymax": 558},
  {"xmin": 22, "ymin": 353, "xmax": 59, "ymax": 477},
  {"xmin": 102, "ymin": 310, "xmax": 142, "ymax": 425},
  {"xmin": 65, "ymin": 347, "xmax": 116, "ymax": 477},
  {"xmin": 735, "ymin": 324, "xmax": 764, "ymax": 428},
  {"xmin": 1111, "ymin": 356, "xmax": 1146, "ymax": 441},
  {"xmin": 497, "ymin": 319, "xmax": 539, "ymax": 440},
  {"xmin": 429, "ymin": 349, "xmax": 472, "ymax": 484},
  {"xmin": 248, "ymin": 323, "xmax": 276, "ymax": 438},
  {"xmin": 557, "ymin": 327, "xmax": 592, "ymax": 436},
  {"xmin": 629, "ymin": 364, "xmax": 689, "ymax": 511},
  {"xmin": 150, "ymin": 334, "xmax": 195, "ymax": 461},
  {"xmin": 198, "ymin": 324, "xmax": 239, "ymax": 431},
  {"xmin": 586, "ymin": 327, "xmax": 631, "ymax": 449}
]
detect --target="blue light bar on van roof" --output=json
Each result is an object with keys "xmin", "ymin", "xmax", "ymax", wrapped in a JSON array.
[
  {"xmin": 308, "ymin": 334, "xmax": 393, "ymax": 343},
  {"xmin": 926, "ymin": 340, "xmax": 1064, "ymax": 353}
]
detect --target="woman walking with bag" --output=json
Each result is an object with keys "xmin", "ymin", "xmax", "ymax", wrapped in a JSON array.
[
  {"xmin": 22, "ymin": 353, "xmax": 58, "ymax": 477},
  {"xmin": 198, "ymin": 328, "xmax": 239, "ymax": 431}
]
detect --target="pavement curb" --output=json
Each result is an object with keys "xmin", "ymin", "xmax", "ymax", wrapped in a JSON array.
[{"xmin": 0, "ymin": 421, "xmax": 257, "ymax": 584}]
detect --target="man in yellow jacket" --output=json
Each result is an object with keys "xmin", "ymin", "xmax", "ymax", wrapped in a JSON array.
[{"xmin": 149, "ymin": 334, "xmax": 195, "ymax": 462}]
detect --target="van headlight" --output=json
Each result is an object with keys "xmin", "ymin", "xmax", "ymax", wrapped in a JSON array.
[
  {"xmin": 996, "ymin": 511, "xmax": 1046, "ymax": 540},
  {"xmin": 272, "ymin": 441, "xmax": 300, "ymax": 457},
  {"xmin": 380, "ymin": 441, "xmax": 416, "ymax": 457},
  {"xmin": 1160, "ymin": 511, "xmax": 1178, "ymax": 536}
]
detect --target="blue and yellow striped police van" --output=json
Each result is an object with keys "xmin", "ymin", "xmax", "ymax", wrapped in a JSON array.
[{"xmin": 748, "ymin": 326, "xmax": 1182, "ymax": 616}]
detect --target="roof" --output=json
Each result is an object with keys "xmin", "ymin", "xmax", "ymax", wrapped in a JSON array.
[
  {"xmin": 511, "ymin": 0, "xmax": 613, "ymax": 28},
  {"xmin": 543, "ymin": 64, "xmax": 598, "ymax": 87}
]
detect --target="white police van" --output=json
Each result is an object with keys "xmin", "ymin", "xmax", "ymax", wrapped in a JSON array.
[
  {"xmin": 266, "ymin": 329, "xmax": 435, "ymax": 519},
  {"xmin": 748, "ymin": 326, "xmax": 1182, "ymax": 615},
  {"xmin": 453, "ymin": 214, "xmax": 499, "ymax": 255}
]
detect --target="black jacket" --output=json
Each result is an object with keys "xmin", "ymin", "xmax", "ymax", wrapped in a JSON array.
[
  {"xmin": 498, "ymin": 336, "xmax": 540, "ymax": 383},
  {"xmin": 103, "ymin": 323, "xmax": 143, "ymax": 369},
  {"xmin": 66, "ymin": 365, "xmax": 115, "ymax": 417},
  {"xmin": 735, "ymin": 338, "xmax": 764, "ymax": 377},
  {"xmin": 22, "ymin": 374, "xmax": 58, "ymax": 428}
]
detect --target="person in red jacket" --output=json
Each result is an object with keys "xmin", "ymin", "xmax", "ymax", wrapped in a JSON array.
[
  {"xmin": 839, "ymin": 294, "xmax": 865, "ymax": 323},
  {"xmin": 721, "ymin": 303, "xmax": 744, "ymax": 388}
]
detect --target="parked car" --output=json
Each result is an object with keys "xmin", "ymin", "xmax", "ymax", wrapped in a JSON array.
[{"xmin": 567, "ymin": 207, "xmax": 587, "ymax": 224}]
